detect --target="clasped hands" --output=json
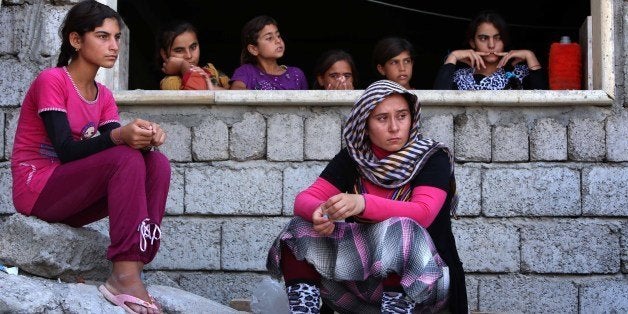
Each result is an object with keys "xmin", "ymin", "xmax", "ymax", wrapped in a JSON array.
[
  {"xmin": 311, "ymin": 193, "xmax": 365, "ymax": 236},
  {"xmin": 117, "ymin": 119, "xmax": 166, "ymax": 150}
]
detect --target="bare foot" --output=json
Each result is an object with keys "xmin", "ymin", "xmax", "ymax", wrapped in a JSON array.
[{"xmin": 104, "ymin": 261, "xmax": 161, "ymax": 314}]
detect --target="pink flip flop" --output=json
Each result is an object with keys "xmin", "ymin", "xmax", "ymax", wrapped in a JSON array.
[{"xmin": 99, "ymin": 284, "xmax": 160, "ymax": 314}]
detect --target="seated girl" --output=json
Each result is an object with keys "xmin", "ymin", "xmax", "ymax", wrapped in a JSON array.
[
  {"xmin": 229, "ymin": 15, "xmax": 307, "ymax": 90},
  {"xmin": 433, "ymin": 10, "xmax": 547, "ymax": 90},
  {"xmin": 312, "ymin": 49, "xmax": 358, "ymax": 90},
  {"xmin": 157, "ymin": 20, "xmax": 230, "ymax": 90},
  {"xmin": 372, "ymin": 37, "xmax": 416, "ymax": 89},
  {"xmin": 267, "ymin": 80, "xmax": 468, "ymax": 313}
]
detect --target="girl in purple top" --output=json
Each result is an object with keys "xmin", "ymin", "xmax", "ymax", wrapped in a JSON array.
[
  {"xmin": 11, "ymin": 1, "xmax": 169, "ymax": 312},
  {"xmin": 229, "ymin": 15, "xmax": 308, "ymax": 90}
]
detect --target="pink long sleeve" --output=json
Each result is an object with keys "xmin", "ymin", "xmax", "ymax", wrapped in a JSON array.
[
  {"xmin": 358, "ymin": 185, "xmax": 447, "ymax": 228},
  {"xmin": 293, "ymin": 176, "xmax": 446, "ymax": 227},
  {"xmin": 293, "ymin": 177, "xmax": 342, "ymax": 221}
]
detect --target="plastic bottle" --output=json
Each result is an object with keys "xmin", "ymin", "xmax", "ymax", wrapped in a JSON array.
[
  {"xmin": 250, "ymin": 277, "xmax": 291, "ymax": 314},
  {"xmin": 548, "ymin": 35, "xmax": 582, "ymax": 90}
]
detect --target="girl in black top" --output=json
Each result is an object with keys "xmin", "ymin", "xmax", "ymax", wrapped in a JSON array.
[{"xmin": 434, "ymin": 10, "xmax": 547, "ymax": 90}]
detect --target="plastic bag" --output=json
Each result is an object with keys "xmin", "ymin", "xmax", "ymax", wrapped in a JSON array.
[
  {"xmin": 0, "ymin": 264, "xmax": 18, "ymax": 275},
  {"xmin": 250, "ymin": 276, "xmax": 290, "ymax": 314}
]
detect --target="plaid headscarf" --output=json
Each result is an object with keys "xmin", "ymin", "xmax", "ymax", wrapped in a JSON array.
[{"xmin": 343, "ymin": 80, "xmax": 444, "ymax": 189}]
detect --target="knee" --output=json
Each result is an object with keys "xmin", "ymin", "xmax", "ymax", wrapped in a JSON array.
[
  {"xmin": 145, "ymin": 151, "xmax": 171, "ymax": 178},
  {"xmin": 109, "ymin": 146, "xmax": 145, "ymax": 169},
  {"xmin": 387, "ymin": 216, "xmax": 422, "ymax": 228}
]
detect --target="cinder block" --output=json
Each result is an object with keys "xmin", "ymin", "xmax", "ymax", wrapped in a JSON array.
[
  {"xmin": 147, "ymin": 217, "xmax": 221, "ymax": 270},
  {"xmin": 479, "ymin": 275, "xmax": 577, "ymax": 313},
  {"xmin": 521, "ymin": 220, "xmax": 620, "ymax": 274},
  {"xmin": 229, "ymin": 112, "xmax": 265, "ymax": 161},
  {"xmin": 530, "ymin": 118, "xmax": 567, "ymax": 161},
  {"xmin": 159, "ymin": 122, "xmax": 191, "ymax": 162},
  {"xmin": 454, "ymin": 112, "xmax": 491, "ymax": 162},
  {"xmin": 606, "ymin": 113, "xmax": 628, "ymax": 161},
  {"xmin": 622, "ymin": 222, "xmax": 628, "ymax": 273},
  {"xmin": 0, "ymin": 163, "xmax": 14, "ymax": 214},
  {"xmin": 283, "ymin": 163, "xmax": 326, "ymax": 215},
  {"xmin": 176, "ymin": 272, "xmax": 270, "ymax": 307},
  {"xmin": 0, "ymin": 59, "xmax": 40, "ymax": 107},
  {"xmin": 582, "ymin": 166, "xmax": 628, "ymax": 216},
  {"xmin": 39, "ymin": 5, "xmax": 66, "ymax": 58},
  {"xmin": 452, "ymin": 219, "xmax": 519, "ymax": 272},
  {"xmin": 3, "ymin": 0, "xmax": 27, "ymax": 5},
  {"xmin": 192, "ymin": 117, "xmax": 228, "ymax": 161},
  {"xmin": 0, "ymin": 6, "xmax": 16, "ymax": 54},
  {"xmin": 117, "ymin": 112, "xmax": 134, "ymax": 126},
  {"xmin": 482, "ymin": 167, "xmax": 580, "ymax": 216},
  {"xmin": 304, "ymin": 114, "xmax": 341, "ymax": 160},
  {"xmin": 421, "ymin": 115, "xmax": 454, "ymax": 155},
  {"xmin": 568, "ymin": 118, "xmax": 605, "ymax": 161},
  {"xmin": 580, "ymin": 279, "xmax": 628, "ymax": 313},
  {"xmin": 165, "ymin": 166, "xmax": 184, "ymax": 215},
  {"xmin": 1, "ymin": 112, "xmax": 5, "ymax": 159},
  {"xmin": 454, "ymin": 164, "xmax": 481, "ymax": 216},
  {"xmin": 185, "ymin": 164, "xmax": 282, "ymax": 215},
  {"xmin": 267, "ymin": 114, "xmax": 303, "ymax": 161},
  {"xmin": 221, "ymin": 217, "xmax": 291, "ymax": 271},
  {"xmin": 465, "ymin": 275, "xmax": 479, "ymax": 312},
  {"xmin": 46, "ymin": 0, "xmax": 83, "ymax": 5},
  {"xmin": 492, "ymin": 123, "xmax": 528, "ymax": 162}
]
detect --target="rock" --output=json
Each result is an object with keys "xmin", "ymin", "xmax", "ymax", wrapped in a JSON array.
[
  {"xmin": 148, "ymin": 285, "xmax": 247, "ymax": 313},
  {"xmin": 0, "ymin": 214, "xmax": 110, "ymax": 281},
  {"xmin": 0, "ymin": 272, "xmax": 247, "ymax": 313}
]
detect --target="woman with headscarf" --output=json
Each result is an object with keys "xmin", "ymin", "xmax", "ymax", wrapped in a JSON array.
[{"xmin": 267, "ymin": 80, "xmax": 468, "ymax": 313}]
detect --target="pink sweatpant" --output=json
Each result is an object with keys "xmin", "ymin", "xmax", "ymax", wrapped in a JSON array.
[{"xmin": 30, "ymin": 145, "xmax": 171, "ymax": 264}]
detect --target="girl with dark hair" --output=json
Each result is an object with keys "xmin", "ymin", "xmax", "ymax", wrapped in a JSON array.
[
  {"xmin": 312, "ymin": 49, "xmax": 358, "ymax": 90},
  {"xmin": 433, "ymin": 10, "xmax": 547, "ymax": 90},
  {"xmin": 229, "ymin": 15, "xmax": 307, "ymax": 90},
  {"xmin": 372, "ymin": 37, "xmax": 416, "ymax": 89},
  {"xmin": 157, "ymin": 20, "xmax": 230, "ymax": 90},
  {"xmin": 12, "ymin": 1, "xmax": 169, "ymax": 312},
  {"xmin": 267, "ymin": 80, "xmax": 468, "ymax": 313}
]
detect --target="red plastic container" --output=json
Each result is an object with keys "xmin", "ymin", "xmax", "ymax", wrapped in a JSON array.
[{"xmin": 548, "ymin": 38, "xmax": 582, "ymax": 90}]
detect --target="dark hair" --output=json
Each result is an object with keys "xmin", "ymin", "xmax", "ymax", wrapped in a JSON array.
[
  {"xmin": 312, "ymin": 49, "xmax": 359, "ymax": 89},
  {"xmin": 372, "ymin": 37, "xmax": 416, "ymax": 68},
  {"xmin": 465, "ymin": 10, "xmax": 511, "ymax": 49},
  {"xmin": 57, "ymin": 0, "xmax": 122, "ymax": 67},
  {"xmin": 155, "ymin": 20, "xmax": 198, "ymax": 69},
  {"xmin": 240, "ymin": 15, "xmax": 278, "ymax": 65}
]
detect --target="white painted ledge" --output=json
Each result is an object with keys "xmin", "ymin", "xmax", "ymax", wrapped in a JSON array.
[{"xmin": 113, "ymin": 90, "xmax": 613, "ymax": 107}]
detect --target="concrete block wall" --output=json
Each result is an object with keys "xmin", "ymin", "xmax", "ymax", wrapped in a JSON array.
[
  {"xmin": 1, "ymin": 0, "xmax": 627, "ymax": 312},
  {"xmin": 2, "ymin": 103, "xmax": 627, "ymax": 311}
]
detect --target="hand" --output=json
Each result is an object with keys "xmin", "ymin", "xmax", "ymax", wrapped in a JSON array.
[
  {"xmin": 188, "ymin": 65, "xmax": 216, "ymax": 90},
  {"xmin": 119, "ymin": 119, "xmax": 155, "ymax": 149},
  {"xmin": 312, "ymin": 205, "xmax": 335, "ymax": 236},
  {"xmin": 326, "ymin": 76, "xmax": 353, "ymax": 90},
  {"xmin": 495, "ymin": 50, "xmax": 537, "ymax": 68},
  {"xmin": 162, "ymin": 57, "xmax": 191, "ymax": 76},
  {"xmin": 445, "ymin": 49, "xmax": 490, "ymax": 70},
  {"xmin": 322, "ymin": 193, "xmax": 365, "ymax": 221},
  {"xmin": 148, "ymin": 122, "xmax": 166, "ymax": 147},
  {"xmin": 161, "ymin": 57, "xmax": 182, "ymax": 75}
]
